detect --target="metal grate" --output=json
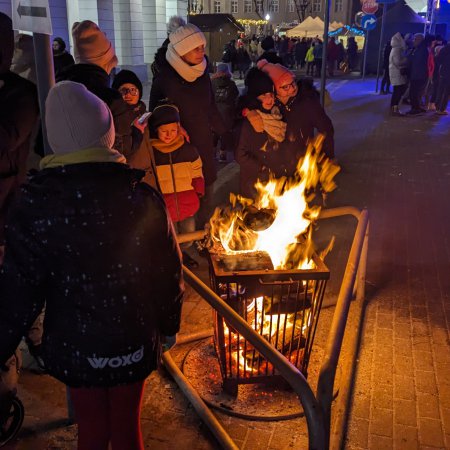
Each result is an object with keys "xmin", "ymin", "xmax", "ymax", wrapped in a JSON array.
[{"xmin": 208, "ymin": 250, "xmax": 329, "ymax": 396}]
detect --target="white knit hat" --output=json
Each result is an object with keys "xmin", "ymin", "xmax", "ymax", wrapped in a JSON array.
[
  {"xmin": 169, "ymin": 23, "xmax": 206, "ymax": 56},
  {"xmin": 46, "ymin": 81, "xmax": 115, "ymax": 154}
]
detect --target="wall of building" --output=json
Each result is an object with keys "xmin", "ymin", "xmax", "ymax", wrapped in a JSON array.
[{"xmin": 0, "ymin": 0, "xmax": 189, "ymax": 82}]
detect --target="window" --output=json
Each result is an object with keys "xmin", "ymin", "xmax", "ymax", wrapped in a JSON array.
[
  {"xmin": 288, "ymin": 0, "xmax": 295, "ymax": 12},
  {"xmin": 231, "ymin": 0, "xmax": 238, "ymax": 13},
  {"xmin": 312, "ymin": 0, "xmax": 321, "ymax": 12},
  {"xmin": 269, "ymin": 0, "xmax": 279, "ymax": 12},
  {"xmin": 334, "ymin": 0, "xmax": 343, "ymax": 11},
  {"xmin": 244, "ymin": 0, "xmax": 252, "ymax": 12},
  {"xmin": 214, "ymin": 0, "xmax": 221, "ymax": 12},
  {"xmin": 256, "ymin": 0, "xmax": 263, "ymax": 13}
]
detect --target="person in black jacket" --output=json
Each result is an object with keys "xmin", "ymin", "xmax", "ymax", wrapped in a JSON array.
[
  {"xmin": 257, "ymin": 36, "xmax": 284, "ymax": 65},
  {"xmin": 0, "ymin": 81, "xmax": 184, "ymax": 450},
  {"xmin": 149, "ymin": 21, "xmax": 226, "ymax": 228},
  {"xmin": 111, "ymin": 69, "xmax": 159, "ymax": 189},
  {"xmin": 406, "ymin": 34, "xmax": 429, "ymax": 115},
  {"xmin": 211, "ymin": 63, "xmax": 239, "ymax": 161},
  {"xmin": 0, "ymin": 13, "xmax": 39, "ymax": 255},
  {"xmin": 57, "ymin": 20, "xmax": 138, "ymax": 157},
  {"xmin": 52, "ymin": 37, "xmax": 74, "ymax": 77},
  {"xmin": 258, "ymin": 60, "xmax": 335, "ymax": 160},
  {"xmin": 380, "ymin": 41, "xmax": 392, "ymax": 94},
  {"xmin": 236, "ymin": 68, "xmax": 287, "ymax": 198},
  {"xmin": 435, "ymin": 43, "xmax": 450, "ymax": 115}
]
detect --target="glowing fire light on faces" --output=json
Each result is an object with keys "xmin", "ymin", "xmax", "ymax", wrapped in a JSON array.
[{"xmin": 210, "ymin": 135, "xmax": 340, "ymax": 269}]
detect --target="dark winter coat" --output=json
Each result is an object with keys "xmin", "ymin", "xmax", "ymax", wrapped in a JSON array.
[
  {"xmin": 0, "ymin": 70, "xmax": 39, "ymax": 243},
  {"xmin": 437, "ymin": 44, "xmax": 450, "ymax": 79},
  {"xmin": 280, "ymin": 82, "xmax": 335, "ymax": 159},
  {"xmin": 295, "ymin": 41, "xmax": 308, "ymax": 63},
  {"xmin": 124, "ymin": 101, "xmax": 159, "ymax": 190},
  {"xmin": 408, "ymin": 41, "xmax": 429, "ymax": 81},
  {"xmin": 0, "ymin": 162, "xmax": 184, "ymax": 387},
  {"xmin": 236, "ymin": 115, "xmax": 292, "ymax": 199},
  {"xmin": 57, "ymin": 63, "xmax": 137, "ymax": 157},
  {"xmin": 149, "ymin": 50, "xmax": 226, "ymax": 186},
  {"xmin": 211, "ymin": 75, "xmax": 239, "ymax": 130},
  {"xmin": 257, "ymin": 50, "xmax": 284, "ymax": 66},
  {"xmin": 53, "ymin": 51, "xmax": 74, "ymax": 77}
]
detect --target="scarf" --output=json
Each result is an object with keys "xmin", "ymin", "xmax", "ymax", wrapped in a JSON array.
[
  {"xmin": 166, "ymin": 43, "xmax": 207, "ymax": 82},
  {"xmin": 150, "ymin": 135, "xmax": 184, "ymax": 154},
  {"xmin": 40, "ymin": 147, "xmax": 126, "ymax": 170},
  {"xmin": 255, "ymin": 106, "xmax": 286, "ymax": 143}
]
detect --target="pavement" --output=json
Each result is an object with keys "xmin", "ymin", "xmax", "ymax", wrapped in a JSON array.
[{"xmin": 4, "ymin": 77, "xmax": 450, "ymax": 450}]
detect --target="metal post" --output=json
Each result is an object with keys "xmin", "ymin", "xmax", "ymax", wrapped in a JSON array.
[
  {"xmin": 362, "ymin": 29, "xmax": 369, "ymax": 80},
  {"xmin": 375, "ymin": 4, "xmax": 387, "ymax": 93},
  {"xmin": 33, "ymin": 33, "xmax": 55, "ymax": 155},
  {"xmin": 320, "ymin": 0, "xmax": 331, "ymax": 107}
]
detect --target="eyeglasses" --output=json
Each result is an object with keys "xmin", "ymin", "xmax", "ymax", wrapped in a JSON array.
[
  {"xmin": 279, "ymin": 81, "xmax": 297, "ymax": 92},
  {"xmin": 119, "ymin": 87, "xmax": 139, "ymax": 96}
]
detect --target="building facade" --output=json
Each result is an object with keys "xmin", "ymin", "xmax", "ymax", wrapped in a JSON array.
[
  {"xmin": 192, "ymin": 0, "xmax": 354, "ymax": 28},
  {"xmin": 0, "ymin": 0, "xmax": 189, "ymax": 81}
]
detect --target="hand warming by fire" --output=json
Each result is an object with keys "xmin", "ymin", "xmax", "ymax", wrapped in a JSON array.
[
  {"xmin": 209, "ymin": 135, "xmax": 340, "ymax": 270},
  {"xmin": 207, "ymin": 136, "xmax": 339, "ymax": 393}
]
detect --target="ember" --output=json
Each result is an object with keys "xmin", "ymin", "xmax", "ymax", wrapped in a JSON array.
[{"xmin": 207, "ymin": 137, "xmax": 338, "ymax": 396}]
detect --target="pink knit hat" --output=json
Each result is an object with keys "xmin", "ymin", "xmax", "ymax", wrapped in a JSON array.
[
  {"xmin": 72, "ymin": 20, "xmax": 118, "ymax": 74},
  {"xmin": 257, "ymin": 59, "xmax": 294, "ymax": 91}
]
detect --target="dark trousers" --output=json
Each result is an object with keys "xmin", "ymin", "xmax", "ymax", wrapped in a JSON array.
[
  {"xmin": 409, "ymin": 79, "xmax": 427, "ymax": 111},
  {"xmin": 391, "ymin": 84, "xmax": 407, "ymax": 107},
  {"xmin": 306, "ymin": 61, "xmax": 314, "ymax": 75},
  {"xmin": 381, "ymin": 69, "xmax": 391, "ymax": 93},
  {"xmin": 314, "ymin": 59, "xmax": 322, "ymax": 77},
  {"xmin": 436, "ymin": 76, "xmax": 450, "ymax": 112}
]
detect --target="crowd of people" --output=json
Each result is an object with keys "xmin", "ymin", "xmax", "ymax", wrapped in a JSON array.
[
  {"xmin": 0, "ymin": 12, "xmax": 335, "ymax": 450},
  {"xmin": 384, "ymin": 32, "xmax": 450, "ymax": 116},
  {"xmin": 221, "ymin": 33, "xmax": 360, "ymax": 79}
]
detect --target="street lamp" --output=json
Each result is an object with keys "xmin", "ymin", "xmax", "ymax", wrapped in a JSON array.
[{"xmin": 265, "ymin": 13, "xmax": 270, "ymax": 20}]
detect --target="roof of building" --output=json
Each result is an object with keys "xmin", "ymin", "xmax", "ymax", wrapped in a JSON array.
[{"xmin": 188, "ymin": 14, "xmax": 244, "ymax": 32}]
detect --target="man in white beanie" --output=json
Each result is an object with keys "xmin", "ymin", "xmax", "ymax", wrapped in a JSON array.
[
  {"xmin": 150, "ymin": 20, "xmax": 226, "ymax": 231},
  {"xmin": 57, "ymin": 20, "xmax": 139, "ymax": 159},
  {"xmin": 0, "ymin": 80, "xmax": 184, "ymax": 450}
]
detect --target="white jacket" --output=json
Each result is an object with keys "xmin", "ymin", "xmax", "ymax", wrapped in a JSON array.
[{"xmin": 389, "ymin": 33, "xmax": 408, "ymax": 86}]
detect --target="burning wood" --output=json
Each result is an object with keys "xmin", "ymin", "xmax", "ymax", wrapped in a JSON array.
[{"xmin": 207, "ymin": 137, "xmax": 336, "ymax": 394}]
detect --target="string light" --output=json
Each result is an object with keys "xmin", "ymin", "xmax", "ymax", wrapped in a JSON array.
[
  {"xmin": 328, "ymin": 25, "xmax": 365, "ymax": 37},
  {"xmin": 236, "ymin": 18, "xmax": 268, "ymax": 25}
]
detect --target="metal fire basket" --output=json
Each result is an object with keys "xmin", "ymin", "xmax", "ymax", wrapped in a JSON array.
[{"xmin": 208, "ymin": 250, "xmax": 329, "ymax": 396}]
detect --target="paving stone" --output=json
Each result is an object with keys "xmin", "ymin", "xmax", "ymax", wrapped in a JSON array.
[
  {"xmin": 368, "ymin": 434, "xmax": 393, "ymax": 449},
  {"xmin": 394, "ymin": 376, "xmax": 416, "ymax": 403},
  {"xmin": 243, "ymin": 427, "xmax": 273, "ymax": 450},
  {"xmin": 370, "ymin": 407, "xmax": 393, "ymax": 438},
  {"xmin": 393, "ymin": 354, "xmax": 414, "ymax": 375},
  {"xmin": 393, "ymin": 424, "xmax": 419, "ymax": 450},
  {"xmin": 415, "ymin": 370, "xmax": 437, "ymax": 395},
  {"xmin": 394, "ymin": 399, "xmax": 417, "ymax": 427},
  {"xmin": 372, "ymin": 383, "xmax": 393, "ymax": 410},
  {"xmin": 418, "ymin": 418, "xmax": 445, "ymax": 448}
]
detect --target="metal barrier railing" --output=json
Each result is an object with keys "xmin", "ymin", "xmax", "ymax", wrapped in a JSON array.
[{"xmin": 166, "ymin": 206, "xmax": 369, "ymax": 450}]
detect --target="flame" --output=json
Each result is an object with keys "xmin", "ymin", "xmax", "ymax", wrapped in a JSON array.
[
  {"xmin": 223, "ymin": 296, "xmax": 312, "ymax": 374},
  {"xmin": 209, "ymin": 135, "xmax": 340, "ymax": 269}
]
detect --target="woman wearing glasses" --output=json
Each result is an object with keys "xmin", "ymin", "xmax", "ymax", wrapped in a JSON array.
[
  {"xmin": 112, "ymin": 70, "xmax": 159, "ymax": 190},
  {"xmin": 258, "ymin": 59, "xmax": 335, "ymax": 160}
]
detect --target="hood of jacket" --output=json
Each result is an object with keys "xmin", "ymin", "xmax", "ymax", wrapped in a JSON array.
[
  {"xmin": 391, "ymin": 32, "xmax": 405, "ymax": 49},
  {"xmin": 56, "ymin": 63, "xmax": 110, "ymax": 90},
  {"xmin": 0, "ymin": 13, "xmax": 14, "ymax": 74}
]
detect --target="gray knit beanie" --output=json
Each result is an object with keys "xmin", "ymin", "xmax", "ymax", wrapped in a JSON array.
[{"xmin": 46, "ymin": 81, "xmax": 115, "ymax": 154}]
